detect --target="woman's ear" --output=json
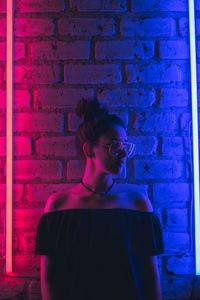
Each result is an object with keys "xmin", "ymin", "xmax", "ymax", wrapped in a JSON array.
[{"xmin": 82, "ymin": 142, "xmax": 94, "ymax": 157}]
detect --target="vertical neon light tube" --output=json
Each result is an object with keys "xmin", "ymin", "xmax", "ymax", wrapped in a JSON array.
[
  {"xmin": 6, "ymin": 0, "xmax": 13, "ymax": 273},
  {"xmin": 188, "ymin": 0, "xmax": 200, "ymax": 275}
]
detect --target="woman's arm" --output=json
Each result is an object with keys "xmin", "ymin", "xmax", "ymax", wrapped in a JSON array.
[
  {"xmin": 131, "ymin": 194, "xmax": 163, "ymax": 299},
  {"xmin": 40, "ymin": 255, "xmax": 65, "ymax": 300},
  {"xmin": 140, "ymin": 255, "xmax": 162, "ymax": 300}
]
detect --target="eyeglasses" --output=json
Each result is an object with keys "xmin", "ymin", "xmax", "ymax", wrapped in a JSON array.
[{"xmin": 91, "ymin": 140, "xmax": 136, "ymax": 158}]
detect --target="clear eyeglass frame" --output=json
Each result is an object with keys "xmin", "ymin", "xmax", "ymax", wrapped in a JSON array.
[{"xmin": 90, "ymin": 140, "xmax": 136, "ymax": 158}]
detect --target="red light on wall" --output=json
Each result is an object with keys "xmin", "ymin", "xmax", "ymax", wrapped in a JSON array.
[{"xmin": 6, "ymin": 0, "xmax": 13, "ymax": 274}]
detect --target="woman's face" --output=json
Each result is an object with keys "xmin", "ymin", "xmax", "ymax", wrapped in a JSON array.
[{"xmin": 92, "ymin": 125, "xmax": 129, "ymax": 175}]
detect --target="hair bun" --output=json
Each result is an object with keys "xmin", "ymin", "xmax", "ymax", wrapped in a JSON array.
[{"xmin": 75, "ymin": 99, "xmax": 108, "ymax": 122}]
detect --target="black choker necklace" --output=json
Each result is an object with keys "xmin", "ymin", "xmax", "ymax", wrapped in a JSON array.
[{"xmin": 80, "ymin": 179, "xmax": 115, "ymax": 196}]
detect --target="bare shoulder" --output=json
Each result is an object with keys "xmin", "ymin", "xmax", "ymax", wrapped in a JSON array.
[
  {"xmin": 128, "ymin": 190, "xmax": 154, "ymax": 213},
  {"xmin": 43, "ymin": 191, "xmax": 69, "ymax": 213}
]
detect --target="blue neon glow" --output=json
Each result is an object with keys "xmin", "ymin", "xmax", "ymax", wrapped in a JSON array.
[{"xmin": 188, "ymin": 0, "xmax": 200, "ymax": 275}]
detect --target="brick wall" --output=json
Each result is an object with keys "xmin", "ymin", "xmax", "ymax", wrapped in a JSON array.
[{"xmin": 0, "ymin": 0, "xmax": 199, "ymax": 299}]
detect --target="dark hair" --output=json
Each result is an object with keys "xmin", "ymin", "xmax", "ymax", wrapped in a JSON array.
[{"xmin": 75, "ymin": 99, "xmax": 126, "ymax": 160}]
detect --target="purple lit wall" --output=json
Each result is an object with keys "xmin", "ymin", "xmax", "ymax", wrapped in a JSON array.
[{"xmin": 0, "ymin": 0, "xmax": 200, "ymax": 299}]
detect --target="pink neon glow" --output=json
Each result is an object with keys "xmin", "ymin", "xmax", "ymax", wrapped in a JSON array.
[{"xmin": 6, "ymin": 0, "xmax": 13, "ymax": 274}]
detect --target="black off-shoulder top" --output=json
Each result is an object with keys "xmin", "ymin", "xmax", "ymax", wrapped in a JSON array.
[{"xmin": 35, "ymin": 208, "xmax": 164, "ymax": 300}]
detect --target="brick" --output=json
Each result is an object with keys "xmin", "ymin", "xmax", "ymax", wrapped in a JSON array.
[
  {"xmin": 0, "ymin": 185, "xmax": 25, "ymax": 206},
  {"xmin": 30, "ymin": 41, "xmax": 89, "ymax": 60},
  {"xmin": 0, "ymin": 206, "xmax": 5, "ymax": 232},
  {"xmin": 163, "ymin": 232, "xmax": 189, "ymax": 253},
  {"xmin": 14, "ymin": 137, "xmax": 32, "ymax": 156},
  {"xmin": 58, "ymin": 18, "xmax": 115, "ymax": 36},
  {"xmin": 67, "ymin": 160, "xmax": 83, "ymax": 179},
  {"xmin": 16, "ymin": 0, "xmax": 65, "ymax": 13},
  {"xmin": 15, "ymin": 43, "xmax": 26, "ymax": 60},
  {"xmin": 165, "ymin": 208, "xmax": 188, "ymax": 231},
  {"xmin": 160, "ymin": 40, "xmax": 189, "ymax": 59},
  {"xmin": 26, "ymin": 183, "xmax": 75, "ymax": 203},
  {"xmin": 0, "ymin": 66, "xmax": 4, "ymax": 83},
  {"xmin": 159, "ymin": 88, "xmax": 189, "ymax": 107},
  {"xmin": 0, "ymin": 137, "xmax": 5, "ymax": 156},
  {"xmin": 0, "ymin": 184, "xmax": 5, "ymax": 205},
  {"xmin": 136, "ymin": 136, "xmax": 157, "ymax": 155},
  {"xmin": 36, "ymin": 136, "xmax": 77, "ymax": 157},
  {"xmin": 14, "ymin": 113, "xmax": 64, "ymax": 133},
  {"xmin": 0, "ymin": 276, "xmax": 26, "ymax": 299},
  {"xmin": 162, "ymin": 137, "xmax": 190, "ymax": 156},
  {"xmin": 97, "ymin": 88, "xmax": 156, "ymax": 107},
  {"xmin": 0, "ymin": 18, "xmax": 6, "ymax": 37},
  {"xmin": 70, "ymin": 0, "xmax": 126, "ymax": 11},
  {"xmin": 0, "ymin": 90, "xmax": 5, "ymax": 109},
  {"xmin": 121, "ymin": 183, "xmax": 148, "ymax": 195},
  {"xmin": 134, "ymin": 160, "xmax": 184, "ymax": 180},
  {"xmin": 64, "ymin": 64, "xmax": 121, "ymax": 84},
  {"xmin": 0, "ymin": 136, "xmax": 31, "ymax": 158},
  {"xmin": 180, "ymin": 113, "xmax": 192, "ymax": 131},
  {"xmin": 14, "ymin": 160, "xmax": 62, "ymax": 181},
  {"xmin": 179, "ymin": 18, "xmax": 200, "ymax": 37},
  {"xmin": 13, "ymin": 255, "xmax": 40, "ymax": 276},
  {"xmin": 0, "ymin": 42, "xmax": 5, "ymax": 61},
  {"xmin": 167, "ymin": 256, "xmax": 194, "ymax": 274},
  {"xmin": 0, "ymin": 193, "xmax": 5, "ymax": 217},
  {"xmin": 14, "ymin": 65, "xmax": 60, "ymax": 84},
  {"xmin": 128, "ymin": 136, "xmax": 158, "ymax": 155},
  {"xmin": 121, "ymin": 17, "xmax": 176, "ymax": 37},
  {"xmin": 34, "ymin": 88, "xmax": 93, "ymax": 109},
  {"xmin": 0, "ymin": 114, "xmax": 5, "ymax": 133},
  {"xmin": 125, "ymin": 63, "xmax": 184, "ymax": 83},
  {"xmin": 0, "ymin": 261, "xmax": 5, "ymax": 277},
  {"xmin": 15, "ymin": 89, "xmax": 31, "ymax": 109},
  {"xmin": 0, "ymin": 0, "xmax": 6, "ymax": 13},
  {"xmin": 198, "ymin": 64, "xmax": 200, "ymax": 82},
  {"xmin": 162, "ymin": 276, "xmax": 193, "ymax": 299},
  {"xmin": 14, "ymin": 231, "xmax": 36, "ymax": 255},
  {"xmin": 198, "ymin": 41, "xmax": 200, "ymax": 59},
  {"xmin": 15, "ymin": 18, "xmax": 54, "ymax": 37},
  {"xmin": 131, "ymin": 0, "xmax": 187, "ymax": 11},
  {"xmin": 95, "ymin": 40, "xmax": 154, "ymax": 60},
  {"xmin": 0, "ymin": 233, "xmax": 4, "ymax": 256},
  {"xmin": 28, "ymin": 280, "xmax": 41, "ymax": 300},
  {"xmin": 16, "ymin": 43, "xmax": 26, "ymax": 60},
  {"xmin": 178, "ymin": 18, "xmax": 188, "ymax": 36},
  {"xmin": 4, "ymin": 185, "xmax": 27, "ymax": 209},
  {"xmin": 134, "ymin": 112, "xmax": 176, "ymax": 132},
  {"xmin": 0, "ymin": 89, "xmax": 31, "ymax": 110},
  {"xmin": 153, "ymin": 183, "xmax": 190, "ymax": 207}
]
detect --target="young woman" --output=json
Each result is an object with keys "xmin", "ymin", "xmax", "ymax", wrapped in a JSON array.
[{"xmin": 35, "ymin": 99, "xmax": 164, "ymax": 300}]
